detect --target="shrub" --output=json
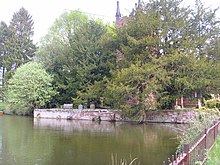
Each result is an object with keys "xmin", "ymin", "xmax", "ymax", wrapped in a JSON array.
[
  {"xmin": 205, "ymin": 99, "xmax": 220, "ymax": 109},
  {"xmin": 6, "ymin": 62, "xmax": 57, "ymax": 115},
  {"xmin": 0, "ymin": 102, "xmax": 6, "ymax": 111}
]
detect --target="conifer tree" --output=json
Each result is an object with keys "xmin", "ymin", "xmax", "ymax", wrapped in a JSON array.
[
  {"xmin": 36, "ymin": 11, "xmax": 116, "ymax": 105},
  {"xmin": 4, "ymin": 7, "xmax": 36, "ymax": 80},
  {"xmin": 187, "ymin": 0, "xmax": 220, "ymax": 57},
  {"xmin": 0, "ymin": 21, "xmax": 10, "ymax": 84}
]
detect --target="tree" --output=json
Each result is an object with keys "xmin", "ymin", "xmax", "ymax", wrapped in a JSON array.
[
  {"xmin": 3, "ymin": 7, "xmax": 36, "ymax": 81},
  {"xmin": 5, "ymin": 62, "xmax": 56, "ymax": 115},
  {"xmin": 114, "ymin": 0, "xmax": 220, "ymax": 110},
  {"xmin": 188, "ymin": 0, "xmax": 220, "ymax": 57},
  {"xmin": 155, "ymin": 50, "xmax": 220, "ymax": 109},
  {"xmin": 0, "ymin": 21, "xmax": 10, "ymax": 85},
  {"xmin": 73, "ymin": 78, "xmax": 109, "ymax": 108},
  {"xmin": 105, "ymin": 61, "xmax": 167, "ymax": 117},
  {"xmin": 115, "ymin": 0, "xmax": 191, "ymax": 69},
  {"xmin": 36, "ymin": 10, "xmax": 116, "ymax": 106}
]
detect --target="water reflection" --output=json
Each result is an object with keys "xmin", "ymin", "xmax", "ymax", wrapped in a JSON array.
[
  {"xmin": 34, "ymin": 118, "xmax": 118, "ymax": 134},
  {"xmin": 0, "ymin": 116, "xmax": 180, "ymax": 165},
  {"xmin": 0, "ymin": 126, "xmax": 2, "ymax": 163}
]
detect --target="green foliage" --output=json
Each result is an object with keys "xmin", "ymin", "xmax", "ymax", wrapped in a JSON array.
[
  {"xmin": 155, "ymin": 51, "xmax": 220, "ymax": 109},
  {"xmin": 0, "ymin": 87, "xmax": 5, "ymax": 101},
  {"xmin": 206, "ymin": 136, "xmax": 220, "ymax": 165},
  {"xmin": 189, "ymin": 0, "xmax": 220, "ymax": 57},
  {"xmin": 113, "ymin": 0, "xmax": 220, "ymax": 111},
  {"xmin": 176, "ymin": 110, "xmax": 220, "ymax": 162},
  {"xmin": 0, "ymin": 102, "xmax": 6, "ymax": 111},
  {"xmin": 156, "ymin": 53, "xmax": 195, "ymax": 96},
  {"xmin": 179, "ymin": 108, "xmax": 220, "ymax": 145},
  {"xmin": 74, "ymin": 78, "xmax": 109, "ymax": 108},
  {"xmin": 5, "ymin": 62, "xmax": 56, "ymax": 114},
  {"xmin": 105, "ymin": 61, "xmax": 167, "ymax": 117},
  {"xmin": 115, "ymin": 0, "xmax": 192, "ymax": 68},
  {"xmin": 1, "ymin": 8, "xmax": 36, "ymax": 82},
  {"xmin": 35, "ymin": 1, "xmax": 220, "ymax": 119},
  {"xmin": 205, "ymin": 99, "xmax": 220, "ymax": 109},
  {"xmin": 0, "ymin": 21, "xmax": 10, "ymax": 86},
  {"xmin": 36, "ymin": 10, "xmax": 116, "ymax": 106}
]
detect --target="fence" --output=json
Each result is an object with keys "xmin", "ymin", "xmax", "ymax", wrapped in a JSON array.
[{"xmin": 163, "ymin": 120, "xmax": 220, "ymax": 165}]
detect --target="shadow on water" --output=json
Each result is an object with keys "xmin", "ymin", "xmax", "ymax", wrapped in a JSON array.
[{"xmin": 0, "ymin": 116, "xmax": 183, "ymax": 165}]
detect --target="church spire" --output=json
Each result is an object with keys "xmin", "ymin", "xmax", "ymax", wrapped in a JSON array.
[
  {"xmin": 138, "ymin": 0, "xmax": 142, "ymax": 8},
  {"xmin": 116, "ymin": 1, "xmax": 121, "ymax": 18},
  {"xmin": 116, "ymin": 1, "xmax": 122, "ymax": 29}
]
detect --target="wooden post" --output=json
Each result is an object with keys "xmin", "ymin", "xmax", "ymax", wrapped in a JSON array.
[
  {"xmin": 205, "ymin": 128, "xmax": 207, "ymax": 149},
  {"xmin": 184, "ymin": 144, "xmax": 190, "ymax": 165},
  {"xmin": 172, "ymin": 155, "xmax": 174, "ymax": 165},
  {"xmin": 198, "ymin": 98, "xmax": 202, "ymax": 109},
  {"xmin": 181, "ymin": 95, "xmax": 184, "ymax": 108},
  {"xmin": 214, "ymin": 121, "xmax": 216, "ymax": 140}
]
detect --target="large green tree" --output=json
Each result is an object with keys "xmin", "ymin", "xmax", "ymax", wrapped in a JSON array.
[
  {"xmin": 36, "ymin": 10, "xmax": 116, "ymax": 106},
  {"xmin": 110, "ymin": 0, "xmax": 220, "ymax": 112},
  {"xmin": 0, "ymin": 21, "xmax": 10, "ymax": 85},
  {"xmin": 188, "ymin": 0, "xmax": 220, "ymax": 57},
  {"xmin": 3, "ymin": 7, "xmax": 36, "ymax": 81},
  {"xmin": 115, "ymin": 0, "xmax": 191, "ymax": 68},
  {"xmin": 155, "ymin": 51, "xmax": 220, "ymax": 109},
  {"xmin": 5, "ymin": 62, "xmax": 56, "ymax": 115},
  {"xmin": 105, "ymin": 61, "xmax": 168, "ymax": 117}
]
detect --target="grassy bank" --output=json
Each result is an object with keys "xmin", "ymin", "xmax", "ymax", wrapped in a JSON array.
[{"xmin": 206, "ymin": 135, "xmax": 220, "ymax": 164}]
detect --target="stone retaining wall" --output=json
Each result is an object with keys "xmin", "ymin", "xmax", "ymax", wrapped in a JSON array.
[
  {"xmin": 34, "ymin": 109, "xmax": 200, "ymax": 123},
  {"xmin": 145, "ymin": 110, "xmax": 199, "ymax": 123},
  {"xmin": 34, "ymin": 109, "xmax": 121, "ymax": 121}
]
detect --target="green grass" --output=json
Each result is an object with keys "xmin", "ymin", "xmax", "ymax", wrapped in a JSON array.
[{"xmin": 206, "ymin": 136, "xmax": 220, "ymax": 165}]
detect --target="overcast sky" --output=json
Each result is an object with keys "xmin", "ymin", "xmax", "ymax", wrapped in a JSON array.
[{"xmin": 0, "ymin": 0, "xmax": 220, "ymax": 43}]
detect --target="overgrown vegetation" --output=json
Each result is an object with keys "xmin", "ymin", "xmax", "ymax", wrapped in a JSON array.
[
  {"xmin": 0, "ymin": 102, "xmax": 5, "ymax": 111},
  {"xmin": 206, "ymin": 136, "xmax": 220, "ymax": 165},
  {"xmin": 177, "ymin": 108, "xmax": 220, "ymax": 151},
  {"xmin": 205, "ymin": 99, "xmax": 220, "ymax": 109}
]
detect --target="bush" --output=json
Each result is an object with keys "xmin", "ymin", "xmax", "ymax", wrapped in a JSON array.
[
  {"xmin": 0, "ymin": 102, "xmax": 6, "ymax": 111},
  {"xmin": 205, "ymin": 99, "xmax": 220, "ymax": 109},
  {"xmin": 6, "ymin": 62, "xmax": 57, "ymax": 115},
  {"xmin": 178, "ymin": 108, "xmax": 220, "ymax": 146}
]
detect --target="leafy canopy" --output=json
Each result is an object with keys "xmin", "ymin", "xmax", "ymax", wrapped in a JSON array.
[
  {"xmin": 36, "ymin": 10, "xmax": 116, "ymax": 106},
  {"xmin": 3, "ymin": 7, "xmax": 36, "ymax": 81},
  {"xmin": 6, "ymin": 62, "xmax": 56, "ymax": 114}
]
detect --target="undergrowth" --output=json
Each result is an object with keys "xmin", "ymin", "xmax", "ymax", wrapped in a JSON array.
[{"xmin": 206, "ymin": 136, "xmax": 220, "ymax": 165}]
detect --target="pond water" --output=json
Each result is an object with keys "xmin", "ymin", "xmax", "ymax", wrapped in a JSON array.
[{"xmin": 0, "ymin": 115, "xmax": 180, "ymax": 165}]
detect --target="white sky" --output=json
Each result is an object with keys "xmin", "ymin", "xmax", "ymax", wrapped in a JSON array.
[{"xmin": 0, "ymin": 0, "xmax": 220, "ymax": 43}]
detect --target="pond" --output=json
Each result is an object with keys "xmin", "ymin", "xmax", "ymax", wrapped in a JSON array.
[{"xmin": 0, "ymin": 115, "xmax": 181, "ymax": 165}]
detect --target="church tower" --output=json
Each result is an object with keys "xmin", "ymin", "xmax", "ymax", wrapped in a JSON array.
[
  {"xmin": 116, "ymin": 1, "xmax": 143, "ymax": 29},
  {"xmin": 115, "ymin": 1, "xmax": 122, "ymax": 29},
  {"xmin": 138, "ymin": 0, "xmax": 142, "ymax": 8}
]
